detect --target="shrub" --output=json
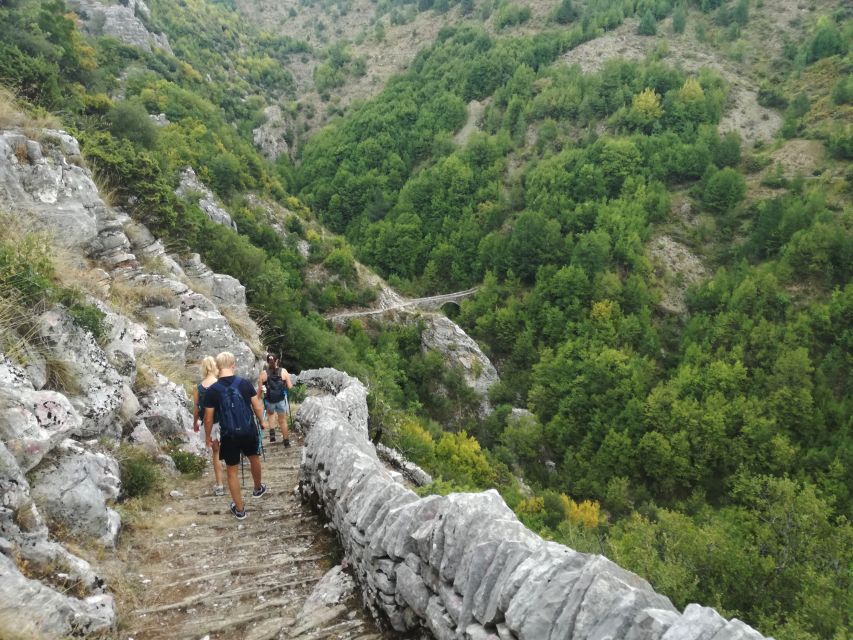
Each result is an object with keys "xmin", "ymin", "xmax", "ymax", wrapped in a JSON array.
[
  {"xmin": 638, "ymin": 10, "xmax": 657, "ymax": 36},
  {"xmin": 494, "ymin": 4, "xmax": 531, "ymax": 29},
  {"xmin": 108, "ymin": 99, "xmax": 158, "ymax": 149},
  {"xmin": 831, "ymin": 76, "xmax": 853, "ymax": 105},
  {"xmin": 119, "ymin": 447, "xmax": 159, "ymax": 498},
  {"xmin": 170, "ymin": 449, "xmax": 206, "ymax": 478}
]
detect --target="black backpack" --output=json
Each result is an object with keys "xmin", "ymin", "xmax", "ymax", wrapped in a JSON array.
[
  {"xmin": 266, "ymin": 367, "xmax": 286, "ymax": 403},
  {"xmin": 213, "ymin": 377, "xmax": 255, "ymax": 438}
]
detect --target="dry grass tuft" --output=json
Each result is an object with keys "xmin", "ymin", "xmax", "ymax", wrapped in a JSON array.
[
  {"xmin": 220, "ymin": 305, "xmax": 264, "ymax": 356},
  {"xmin": 43, "ymin": 354, "xmax": 82, "ymax": 396},
  {"xmin": 136, "ymin": 348, "xmax": 195, "ymax": 395},
  {"xmin": 89, "ymin": 167, "xmax": 119, "ymax": 208},
  {"xmin": 110, "ymin": 278, "xmax": 176, "ymax": 320},
  {"xmin": 0, "ymin": 86, "xmax": 62, "ymax": 133},
  {"xmin": 13, "ymin": 142, "xmax": 28, "ymax": 164},
  {"xmin": 179, "ymin": 273, "xmax": 213, "ymax": 299}
]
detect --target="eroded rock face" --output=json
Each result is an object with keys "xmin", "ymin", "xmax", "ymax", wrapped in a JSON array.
[
  {"xmin": 0, "ymin": 357, "xmax": 82, "ymax": 472},
  {"xmin": 70, "ymin": 0, "xmax": 172, "ymax": 54},
  {"xmin": 0, "ymin": 553, "xmax": 115, "ymax": 637},
  {"xmin": 253, "ymin": 104, "xmax": 292, "ymax": 161},
  {"xmin": 37, "ymin": 307, "xmax": 125, "ymax": 438},
  {"xmin": 175, "ymin": 167, "xmax": 238, "ymax": 231},
  {"xmin": 296, "ymin": 368, "xmax": 772, "ymax": 640},
  {"xmin": 29, "ymin": 440, "xmax": 121, "ymax": 547},
  {"xmin": 419, "ymin": 314, "xmax": 499, "ymax": 416},
  {"xmin": 0, "ymin": 130, "xmax": 103, "ymax": 249}
]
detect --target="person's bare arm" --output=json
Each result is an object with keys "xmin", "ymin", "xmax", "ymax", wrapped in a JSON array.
[
  {"xmin": 251, "ymin": 394, "xmax": 265, "ymax": 427},
  {"xmin": 192, "ymin": 386, "xmax": 200, "ymax": 432},
  {"xmin": 203, "ymin": 407, "xmax": 214, "ymax": 447},
  {"xmin": 283, "ymin": 368, "xmax": 293, "ymax": 390}
]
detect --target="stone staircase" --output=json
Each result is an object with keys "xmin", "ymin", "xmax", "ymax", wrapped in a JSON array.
[{"xmin": 120, "ymin": 436, "xmax": 382, "ymax": 640}]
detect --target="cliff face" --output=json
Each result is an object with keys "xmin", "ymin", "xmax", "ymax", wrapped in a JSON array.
[
  {"xmin": 69, "ymin": 0, "xmax": 173, "ymax": 55},
  {"xmin": 296, "ymin": 368, "xmax": 770, "ymax": 640},
  {"xmin": 0, "ymin": 125, "xmax": 262, "ymax": 635}
]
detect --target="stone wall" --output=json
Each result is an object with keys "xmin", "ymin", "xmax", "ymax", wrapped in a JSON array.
[{"xmin": 296, "ymin": 369, "xmax": 770, "ymax": 640}]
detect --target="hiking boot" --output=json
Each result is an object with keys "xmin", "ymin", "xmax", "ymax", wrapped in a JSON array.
[
  {"xmin": 251, "ymin": 483, "xmax": 269, "ymax": 498},
  {"xmin": 269, "ymin": 428, "xmax": 276, "ymax": 443},
  {"xmin": 213, "ymin": 485, "xmax": 225, "ymax": 496},
  {"xmin": 283, "ymin": 437, "xmax": 291, "ymax": 448},
  {"xmin": 230, "ymin": 502, "xmax": 247, "ymax": 520}
]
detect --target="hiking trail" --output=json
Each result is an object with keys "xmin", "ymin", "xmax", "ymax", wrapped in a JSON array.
[{"xmin": 104, "ymin": 432, "xmax": 382, "ymax": 640}]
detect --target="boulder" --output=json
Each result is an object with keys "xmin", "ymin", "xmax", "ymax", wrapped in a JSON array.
[
  {"xmin": 136, "ymin": 367, "xmax": 193, "ymax": 440},
  {"xmin": 36, "ymin": 307, "xmax": 124, "ymax": 438},
  {"xmin": 29, "ymin": 440, "xmax": 121, "ymax": 546},
  {"xmin": 419, "ymin": 314, "xmax": 498, "ymax": 416},
  {"xmin": 0, "ymin": 356, "xmax": 82, "ymax": 472},
  {"xmin": 0, "ymin": 553, "xmax": 115, "ymax": 636},
  {"xmin": 175, "ymin": 167, "xmax": 237, "ymax": 231},
  {"xmin": 0, "ymin": 131, "xmax": 103, "ymax": 250}
]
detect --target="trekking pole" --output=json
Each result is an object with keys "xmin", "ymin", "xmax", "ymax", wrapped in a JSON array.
[
  {"xmin": 257, "ymin": 417, "xmax": 266, "ymax": 462},
  {"xmin": 240, "ymin": 452, "xmax": 245, "ymax": 488}
]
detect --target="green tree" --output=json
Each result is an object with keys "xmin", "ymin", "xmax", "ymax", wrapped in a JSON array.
[
  {"xmin": 637, "ymin": 10, "xmax": 657, "ymax": 36},
  {"xmin": 702, "ymin": 167, "xmax": 746, "ymax": 214},
  {"xmin": 672, "ymin": 4, "xmax": 687, "ymax": 33}
]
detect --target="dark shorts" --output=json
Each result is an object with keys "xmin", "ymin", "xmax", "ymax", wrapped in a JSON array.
[{"xmin": 219, "ymin": 431, "xmax": 260, "ymax": 466}]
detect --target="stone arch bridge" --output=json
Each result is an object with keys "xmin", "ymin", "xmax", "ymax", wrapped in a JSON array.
[{"xmin": 325, "ymin": 287, "xmax": 479, "ymax": 325}]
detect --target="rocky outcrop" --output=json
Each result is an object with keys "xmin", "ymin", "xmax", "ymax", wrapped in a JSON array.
[
  {"xmin": 253, "ymin": 104, "xmax": 293, "ymax": 161},
  {"xmin": 0, "ymin": 124, "xmax": 266, "ymax": 634},
  {"xmin": 37, "ymin": 306, "xmax": 126, "ymax": 438},
  {"xmin": 0, "ymin": 553, "xmax": 115, "ymax": 637},
  {"xmin": 175, "ymin": 166, "xmax": 238, "ymax": 231},
  {"xmin": 70, "ymin": 0, "xmax": 172, "ymax": 55},
  {"xmin": 419, "ymin": 315, "xmax": 499, "ymax": 416},
  {"xmin": 297, "ymin": 369, "xmax": 770, "ymax": 640},
  {"xmin": 0, "ymin": 130, "xmax": 103, "ymax": 249},
  {"xmin": 29, "ymin": 440, "xmax": 121, "ymax": 547}
]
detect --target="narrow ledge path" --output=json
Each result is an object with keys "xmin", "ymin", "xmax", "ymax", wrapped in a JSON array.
[{"xmin": 106, "ymin": 435, "xmax": 382, "ymax": 640}]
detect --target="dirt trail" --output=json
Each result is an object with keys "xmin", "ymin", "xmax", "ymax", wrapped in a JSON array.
[{"xmin": 108, "ymin": 436, "xmax": 380, "ymax": 640}]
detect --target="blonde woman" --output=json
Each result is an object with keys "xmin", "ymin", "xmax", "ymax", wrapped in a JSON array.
[{"xmin": 193, "ymin": 356, "xmax": 225, "ymax": 496}]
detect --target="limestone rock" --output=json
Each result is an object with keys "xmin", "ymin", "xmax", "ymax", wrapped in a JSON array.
[
  {"xmin": 298, "ymin": 565, "xmax": 356, "ymax": 619},
  {"xmin": 95, "ymin": 301, "xmax": 148, "ymax": 380},
  {"xmin": 252, "ymin": 105, "xmax": 292, "ymax": 161},
  {"xmin": 419, "ymin": 314, "xmax": 498, "ymax": 416},
  {"xmin": 70, "ymin": 0, "xmax": 172, "ymax": 54},
  {"xmin": 29, "ymin": 440, "xmax": 121, "ymax": 546},
  {"xmin": 128, "ymin": 421, "xmax": 160, "ymax": 455},
  {"xmin": 137, "ymin": 367, "xmax": 193, "ymax": 440},
  {"xmin": 0, "ymin": 131, "xmax": 103, "ymax": 249},
  {"xmin": 36, "ymin": 306, "xmax": 124, "ymax": 438},
  {"xmin": 0, "ymin": 356, "xmax": 82, "ymax": 472},
  {"xmin": 0, "ymin": 553, "xmax": 115, "ymax": 636},
  {"xmin": 175, "ymin": 167, "xmax": 238, "ymax": 231}
]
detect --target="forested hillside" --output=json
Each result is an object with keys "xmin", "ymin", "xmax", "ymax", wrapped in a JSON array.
[
  {"xmin": 1, "ymin": 0, "xmax": 850, "ymax": 638},
  {"xmin": 291, "ymin": 3, "xmax": 852, "ymax": 638}
]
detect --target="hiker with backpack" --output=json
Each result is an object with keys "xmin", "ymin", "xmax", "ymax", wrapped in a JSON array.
[
  {"xmin": 259, "ymin": 353, "xmax": 293, "ymax": 447},
  {"xmin": 202, "ymin": 351, "xmax": 268, "ymax": 520},
  {"xmin": 193, "ymin": 356, "xmax": 225, "ymax": 496}
]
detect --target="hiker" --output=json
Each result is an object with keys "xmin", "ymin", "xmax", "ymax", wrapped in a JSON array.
[
  {"xmin": 259, "ymin": 353, "xmax": 293, "ymax": 447},
  {"xmin": 202, "ymin": 351, "xmax": 268, "ymax": 520},
  {"xmin": 193, "ymin": 356, "xmax": 225, "ymax": 496}
]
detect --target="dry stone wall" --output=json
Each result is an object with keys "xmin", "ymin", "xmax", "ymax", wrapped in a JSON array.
[{"xmin": 296, "ymin": 369, "xmax": 771, "ymax": 640}]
